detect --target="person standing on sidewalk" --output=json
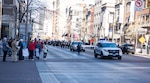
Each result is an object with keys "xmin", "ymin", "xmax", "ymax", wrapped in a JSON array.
[
  {"xmin": 2, "ymin": 38, "xmax": 10, "ymax": 62},
  {"xmin": 18, "ymin": 39, "xmax": 24, "ymax": 61},
  {"xmin": 0, "ymin": 38, "xmax": 3, "ymax": 56},
  {"xmin": 8, "ymin": 38, "xmax": 13, "ymax": 57},
  {"xmin": 28, "ymin": 40, "xmax": 35, "ymax": 60},
  {"xmin": 11, "ymin": 39, "xmax": 18, "ymax": 62},
  {"xmin": 43, "ymin": 42, "xmax": 48, "ymax": 60},
  {"xmin": 35, "ymin": 41, "xmax": 42, "ymax": 59}
]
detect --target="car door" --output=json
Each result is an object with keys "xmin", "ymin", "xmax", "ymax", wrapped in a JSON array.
[{"xmin": 95, "ymin": 43, "xmax": 102, "ymax": 55}]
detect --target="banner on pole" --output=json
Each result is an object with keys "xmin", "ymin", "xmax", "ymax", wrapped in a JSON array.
[
  {"xmin": 119, "ymin": 5, "xmax": 124, "ymax": 23},
  {"xmin": 129, "ymin": 1, "xmax": 135, "ymax": 22}
]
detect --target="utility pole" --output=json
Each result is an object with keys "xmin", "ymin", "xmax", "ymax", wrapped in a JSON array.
[{"xmin": 25, "ymin": 0, "xmax": 29, "ymax": 41}]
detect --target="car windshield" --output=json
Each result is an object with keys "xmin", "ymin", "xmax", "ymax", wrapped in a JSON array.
[
  {"xmin": 101, "ymin": 43, "xmax": 117, "ymax": 47},
  {"xmin": 127, "ymin": 44, "xmax": 134, "ymax": 46},
  {"xmin": 72, "ymin": 42, "xmax": 83, "ymax": 45},
  {"xmin": 123, "ymin": 44, "xmax": 134, "ymax": 47}
]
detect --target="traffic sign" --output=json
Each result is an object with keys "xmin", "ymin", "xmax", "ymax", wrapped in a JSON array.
[
  {"xmin": 139, "ymin": 36, "xmax": 146, "ymax": 44},
  {"xmin": 135, "ymin": 0, "xmax": 144, "ymax": 11},
  {"xmin": 135, "ymin": 0, "xmax": 142, "ymax": 7}
]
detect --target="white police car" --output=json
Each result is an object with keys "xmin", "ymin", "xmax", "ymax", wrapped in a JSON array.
[{"xmin": 94, "ymin": 40, "xmax": 122, "ymax": 59}]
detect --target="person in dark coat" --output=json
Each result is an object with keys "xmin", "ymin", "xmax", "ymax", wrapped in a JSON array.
[
  {"xmin": 77, "ymin": 43, "xmax": 81, "ymax": 55},
  {"xmin": 18, "ymin": 39, "xmax": 24, "ymax": 61},
  {"xmin": 2, "ymin": 38, "xmax": 10, "ymax": 61}
]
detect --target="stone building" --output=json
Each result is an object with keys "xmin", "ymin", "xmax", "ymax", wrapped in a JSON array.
[{"xmin": 1, "ymin": 0, "xmax": 19, "ymax": 38}]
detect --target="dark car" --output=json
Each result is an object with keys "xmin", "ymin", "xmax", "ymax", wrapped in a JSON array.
[{"xmin": 119, "ymin": 43, "xmax": 135, "ymax": 54}]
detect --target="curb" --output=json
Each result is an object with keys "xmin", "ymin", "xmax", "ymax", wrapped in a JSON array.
[{"xmin": 134, "ymin": 53, "xmax": 150, "ymax": 58}]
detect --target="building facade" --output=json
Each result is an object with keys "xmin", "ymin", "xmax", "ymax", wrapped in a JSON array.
[
  {"xmin": 2, "ymin": 0, "xmax": 19, "ymax": 38},
  {"xmin": 94, "ymin": 0, "xmax": 116, "ymax": 43},
  {"xmin": 123, "ymin": 0, "xmax": 150, "ymax": 47},
  {"xmin": 52, "ymin": 0, "xmax": 60, "ymax": 40}
]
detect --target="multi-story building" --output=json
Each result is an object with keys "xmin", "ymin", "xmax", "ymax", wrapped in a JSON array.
[
  {"xmin": 67, "ymin": 4, "xmax": 84, "ymax": 42},
  {"xmin": 84, "ymin": 5, "xmax": 95, "ymax": 44},
  {"xmin": 123, "ymin": 0, "xmax": 150, "ymax": 47},
  {"xmin": 94, "ymin": 0, "xmax": 116, "ymax": 43},
  {"xmin": 114, "ymin": 0, "xmax": 124, "ymax": 44},
  {"xmin": 1, "ymin": 0, "xmax": 19, "ymax": 38},
  {"xmin": 52, "ymin": 0, "xmax": 60, "ymax": 40},
  {"xmin": 94, "ymin": 0, "xmax": 102, "ymax": 43}
]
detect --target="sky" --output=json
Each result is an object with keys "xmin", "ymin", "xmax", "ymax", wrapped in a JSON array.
[
  {"xmin": 39, "ymin": 0, "xmax": 95, "ymax": 9},
  {"xmin": 39, "ymin": 0, "xmax": 53, "ymax": 10}
]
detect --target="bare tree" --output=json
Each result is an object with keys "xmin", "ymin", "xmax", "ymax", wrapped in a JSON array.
[{"xmin": 18, "ymin": 0, "xmax": 45, "ymax": 23}]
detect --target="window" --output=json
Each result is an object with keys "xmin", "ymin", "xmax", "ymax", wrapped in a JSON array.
[
  {"xmin": 3, "ymin": 0, "xmax": 13, "ymax": 4},
  {"xmin": 2, "ymin": 8, "xmax": 13, "ymax": 15},
  {"xmin": 146, "ymin": 15, "xmax": 149, "ymax": 23},
  {"xmin": 126, "ymin": 2, "xmax": 131, "ymax": 13}
]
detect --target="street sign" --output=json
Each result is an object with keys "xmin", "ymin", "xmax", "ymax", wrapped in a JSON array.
[
  {"xmin": 135, "ymin": 0, "xmax": 142, "ymax": 7},
  {"xmin": 139, "ymin": 36, "xmax": 146, "ymax": 44},
  {"xmin": 135, "ymin": 0, "xmax": 144, "ymax": 11}
]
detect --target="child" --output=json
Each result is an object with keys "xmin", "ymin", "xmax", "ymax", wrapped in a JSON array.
[{"xmin": 43, "ymin": 42, "xmax": 48, "ymax": 60}]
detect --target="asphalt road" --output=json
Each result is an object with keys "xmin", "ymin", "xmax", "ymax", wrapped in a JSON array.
[{"xmin": 37, "ymin": 46, "xmax": 150, "ymax": 83}]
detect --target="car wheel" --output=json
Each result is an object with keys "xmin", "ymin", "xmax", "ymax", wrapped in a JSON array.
[
  {"xmin": 122, "ymin": 50, "xmax": 125, "ymax": 54},
  {"xmin": 126, "ymin": 52, "xmax": 129, "ymax": 54},
  {"xmin": 94, "ymin": 51, "xmax": 98, "ymax": 58},
  {"xmin": 118, "ymin": 56, "xmax": 122, "ymax": 60},
  {"xmin": 100, "ymin": 52, "xmax": 104, "ymax": 59},
  {"xmin": 132, "ymin": 52, "xmax": 135, "ymax": 54},
  {"xmin": 122, "ymin": 51, "xmax": 125, "ymax": 54}
]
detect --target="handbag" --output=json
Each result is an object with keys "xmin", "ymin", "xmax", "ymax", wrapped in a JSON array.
[{"xmin": 22, "ymin": 48, "xmax": 29, "ymax": 57}]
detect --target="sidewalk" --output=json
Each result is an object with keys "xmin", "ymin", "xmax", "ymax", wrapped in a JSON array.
[
  {"xmin": 0, "ymin": 56, "xmax": 42, "ymax": 83},
  {"xmin": 134, "ymin": 48, "xmax": 150, "ymax": 58}
]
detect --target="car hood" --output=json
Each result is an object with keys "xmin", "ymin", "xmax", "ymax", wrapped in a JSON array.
[{"xmin": 102, "ymin": 47, "xmax": 121, "ymax": 50}]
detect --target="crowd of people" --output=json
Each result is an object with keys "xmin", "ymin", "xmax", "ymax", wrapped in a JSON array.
[{"xmin": 0, "ymin": 37, "xmax": 48, "ymax": 62}]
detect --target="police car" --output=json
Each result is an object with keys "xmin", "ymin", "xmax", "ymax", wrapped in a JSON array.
[{"xmin": 94, "ymin": 40, "xmax": 122, "ymax": 59}]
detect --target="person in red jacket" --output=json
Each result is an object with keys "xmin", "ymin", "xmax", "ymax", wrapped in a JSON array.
[{"xmin": 29, "ymin": 40, "xmax": 35, "ymax": 60}]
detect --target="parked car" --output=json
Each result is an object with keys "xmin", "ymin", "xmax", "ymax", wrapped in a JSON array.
[
  {"xmin": 70, "ymin": 41, "xmax": 85, "ymax": 52},
  {"xmin": 119, "ymin": 43, "xmax": 135, "ymax": 54},
  {"xmin": 94, "ymin": 40, "xmax": 122, "ymax": 59}
]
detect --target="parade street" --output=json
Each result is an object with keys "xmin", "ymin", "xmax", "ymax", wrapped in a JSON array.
[
  {"xmin": 36, "ymin": 46, "xmax": 150, "ymax": 83},
  {"xmin": 1, "ymin": 45, "xmax": 150, "ymax": 83}
]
